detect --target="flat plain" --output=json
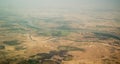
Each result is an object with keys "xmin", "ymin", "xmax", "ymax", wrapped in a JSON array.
[{"xmin": 0, "ymin": 9, "xmax": 120, "ymax": 64}]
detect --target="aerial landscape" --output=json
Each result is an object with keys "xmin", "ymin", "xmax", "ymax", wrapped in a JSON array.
[{"xmin": 0, "ymin": 0, "xmax": 120, "ymax": 64}]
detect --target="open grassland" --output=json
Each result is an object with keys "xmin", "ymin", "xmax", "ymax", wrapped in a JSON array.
[{"xmin": 0, "ymin": 10, "xmax": 120, "ymax": 64}]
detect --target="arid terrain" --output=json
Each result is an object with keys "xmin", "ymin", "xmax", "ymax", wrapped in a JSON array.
[{"xmin": 0, "ymin": 9, "xmax": 120, "ymax": 64}]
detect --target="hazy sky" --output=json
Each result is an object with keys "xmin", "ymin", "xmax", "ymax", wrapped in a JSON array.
[{"xmin": 0, "ymin": 0, "xmax": 120, "ymax": 10}]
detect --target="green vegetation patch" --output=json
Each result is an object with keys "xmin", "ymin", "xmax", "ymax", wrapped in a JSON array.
[
  {"xmin": 57, "ymin": 25, "xmax": 73, "ymax": 30},
  {"xmin": 18, "ymin": 50, "xmax": 73, "ymax": 64},
  {"xmin": 41, "ymin": 60, "xmax": 58, "ymax": 64},
  {"xmin": 58, "ymin": 46, "xmax": 85, "ymax": 51},
  {"xmin": 0, "ymin": 45, "xmax": 5, "ymax": 50},
  {"xmin": 15, "ymin": 46, "xmax": 26, "ymax": 51},
  {"xmin": 94, "ymin": 32, "xmax": 120, "ymax": 40},
  {"xmin": 63, "ymin": 55, "xmax": 73, "ymax": 61},
  {"xmin": 96, "ymin": 25, "xmax": 112, "ymax": 28},
  {"xmin": 38, "ymin": 30, "xmax": 70, "ymax": 37},
  {"xmin": 38, "ymin": 32, "xmax": 51, "ymax": 36},
  {"xmin": 3, "ymin": 40, "xmax": 20, "ymax": 46},
  {"xmin": 18, "ymin": 59, "xmax": 39, "ymax": 64},
  {"xmin": 51, "ymin": 30, "xmax": 70, "ymax": 37}
]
